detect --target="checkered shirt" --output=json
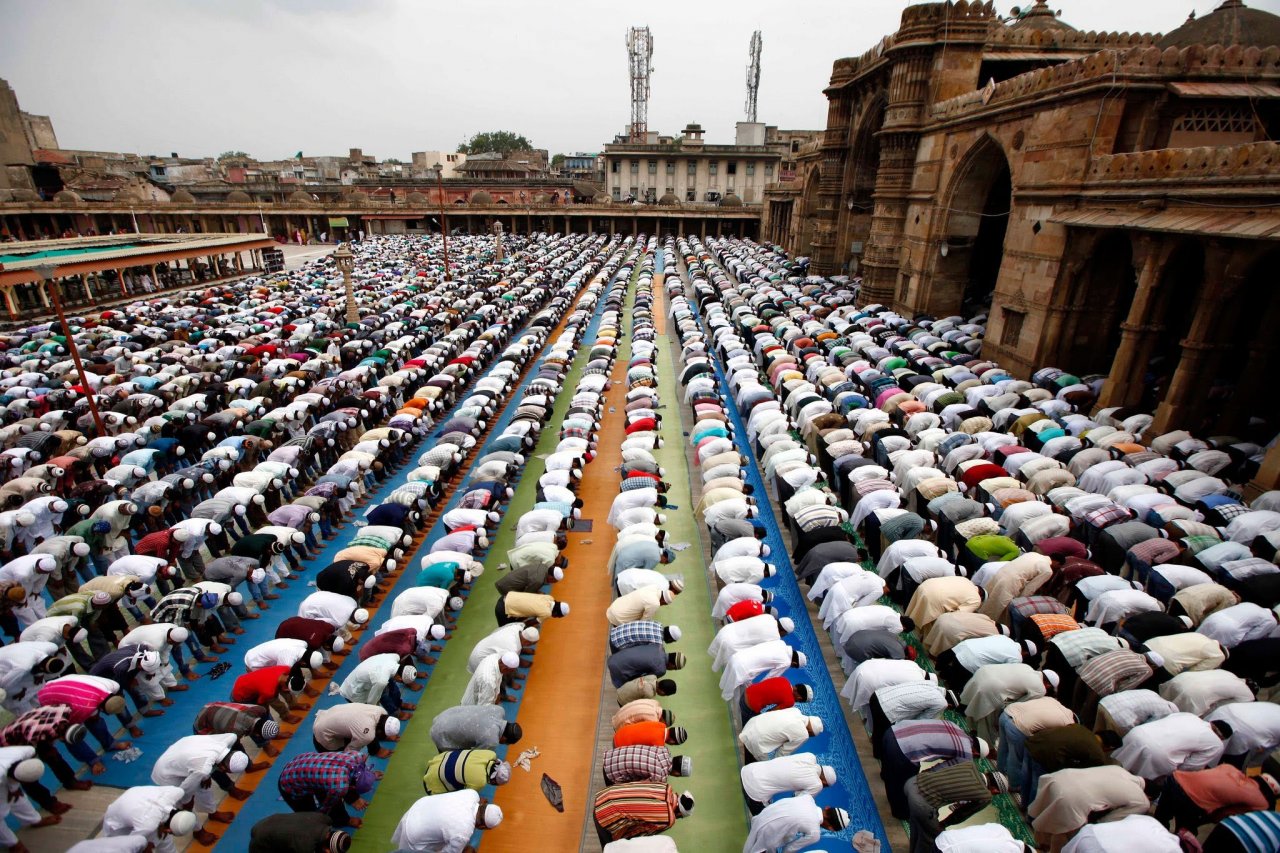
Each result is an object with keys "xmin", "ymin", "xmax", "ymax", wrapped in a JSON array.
[
  {"xmin": 602, "ymin": 745, "xmax": 672, "ymax": 784},
  {"xmin": 609, "ymin": 621, "xmax": 666, "ymax": 651},
  {"xmin": 278, "ymin": 751, "xmax": 365, "ymax": 812}
]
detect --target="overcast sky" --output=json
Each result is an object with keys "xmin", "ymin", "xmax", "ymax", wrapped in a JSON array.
[{"xmin": 3, "ymin": 0, "xmax": 1276, "ymax": 160}]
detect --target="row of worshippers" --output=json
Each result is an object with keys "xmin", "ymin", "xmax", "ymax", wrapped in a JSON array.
[
  {"xmin": 387, "ymin": 238, "xmax": 652, "ymax": 853},
  {"xmin": 578, "ymin": 247, "xmax": 697, "ymax": 849},
  {"xmin": 29, "ymin": 233, "xmax": 618, "ymax": 852},
  {"xmin": 695, "ymin": 233, "xmax": 1280, "ymax": 853},
  {"xmin": 666, "ymin": 236, "xmax": 856, "ymax": 853}
]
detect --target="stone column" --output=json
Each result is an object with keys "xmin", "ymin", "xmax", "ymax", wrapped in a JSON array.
[
  {"xmin": 1096, "ymin": 236, "xmax": 1173, "ymax": 409},
  {"xmin": 2, "ymin": 287, "xmax": 16, "ymax": 320},
  {"xmin": 1152, "ymin": 242, "xmax": 1245, "ymax": 433},
  {"xmin": 1248, "ymin": 443, "xmax": 1280, "ymax": 500}
]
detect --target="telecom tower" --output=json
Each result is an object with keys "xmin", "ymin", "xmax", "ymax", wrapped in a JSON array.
[
  {"xmin": 626, "ymin": 26, "xmax": 654, "ymax": 143},
  {"xmin": 745, "ymin": 30, "xmax": 762, "ymax": 123}
]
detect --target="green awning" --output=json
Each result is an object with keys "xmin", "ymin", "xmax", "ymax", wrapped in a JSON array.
[{"xmin": 328, "ymin": 217, "xmax": 350, "ymax": 227}]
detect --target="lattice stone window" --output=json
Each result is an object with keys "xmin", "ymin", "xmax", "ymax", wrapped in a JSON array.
[
  {"xmin": 1002, "ymin": 309, "xmax": 1025, "ymax": 347},
  {"xmin": 1173, "ymin": 107, "xmax": 1255, "ymax": 135}
]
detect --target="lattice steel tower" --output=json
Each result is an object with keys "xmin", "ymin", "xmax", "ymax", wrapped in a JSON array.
[
  {"xmin": 745, "ymin": 30, "xmax": 762, "ymax": 123},
  {"xmin": 626, "ymin": 26, "xmax": 654, "ymax": 143}
]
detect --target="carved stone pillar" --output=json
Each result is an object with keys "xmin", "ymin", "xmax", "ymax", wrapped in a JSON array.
[
  {"xmin": 1096, "ymin": 235, "xmax": 1173, "ymax": 410},
  {"xmin": 1152, "ymin": 242, "xmax": 1246, "ymax": 434}
]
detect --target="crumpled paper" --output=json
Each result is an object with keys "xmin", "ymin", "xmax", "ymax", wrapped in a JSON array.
[{"xmin": 512, "ymin": 746, "xmax": 540, "ymax": 772}]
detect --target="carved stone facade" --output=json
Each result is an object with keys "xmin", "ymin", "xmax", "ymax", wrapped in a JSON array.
[{"xmin": 765, "ymin": 1, "xmax": 1280, "ymax": 484}]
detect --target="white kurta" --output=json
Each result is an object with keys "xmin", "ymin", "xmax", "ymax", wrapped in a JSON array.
[
  {"xmin": 467, "ymin": 624, "xmax": 523, "ymax": 673},
  {"xmin": 720, "ymin": 640, "xmax": 793, "ymax": 700},
  {"xmin": 391, "ymin": 586, "xmax": 450, "ymax": 619},
  {"xmin": 742, "ymin": 793, "xmax": 822, "ymax": 853},
  {"xmin": 150, "ymin": 733, "xmax": 237, "ymax": 812},
  {"xmin": 1112, "ymin": 712, "xmax": 1226, "ymax": 779},
  {"xmin": 709, "ymin": 616, "xmax": 783, "ymax": 672},
  {"xmin": 391, "ymin": 790, "xmax": 479, "ymax": 853},
  {"xmin": 339, "ymin": 654, "xmax": 401, "ymax": 705},
  {"xmin": 461, "ymin": 654, "xmax": 504, "ymax": 706},
  {"xmin": 740, "ymin": 752, "xmax": 824, "ymax": 803}
]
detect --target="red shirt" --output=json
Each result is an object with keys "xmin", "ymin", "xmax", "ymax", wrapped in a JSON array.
[
  {"xmin": 359, "ymin": 628, "xmax": 415, "ymax": 661},
  {"xmin": 625, "ymin": 418, "xmax": 658, "ymax": 435},
  {"xmin": 725, "ymin": 599, "xmax": 766, "ymax": 623},
  {"xmin": 232, "ymin": 666, "xmax": 289, "ymax": 704},
  {"xmin": 744, "ymin": 677, "xmax": 796, "ymax": 713},
  {"xmin": 613, "ymin": 720, "xmax": 667, "ymax": 748},
  {"xmin": 276, "ymin": 617, "xmax": 337, "ymax": 648}
]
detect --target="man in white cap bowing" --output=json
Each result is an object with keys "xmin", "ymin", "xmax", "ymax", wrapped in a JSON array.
[
  {"xmin": 462, "ymin": 651, "xmax": 521, "ymax": 706},
  {"xmin": 743, "ymin": 792, "xmax": 849, "ymax": 853},
  {"xmin": 339, "ymin": 653, "xmax": 417, "ymax": 720},
  {"xmin": 0, "ymin": 746, "xmax": 51, "ymax": 852},
  {"xmin": 149, "ymin": 733, "xmax": 250, "ymax": 842},
  {"xmin": 313, "ymin": 703, "xmax": 401, "ymax": 758},
  {"xmin": 709, "ymin": 614, "xmax": 795, "ymax": 672},
  {"xmin": 466, "ymin": 623, "xmax": 539, "ymax": 674},
  {"xmin": 101, "ymin": 785, "xmax": 198, "ymax": 853},
  {"xmin": 740, "ymin": 752, "xmax": 837, "ymax": 815},
  {"xmin": 720, "ymin": 640, "xmax": 806, "ymax": 701},
  {"xmin": 390, "ymin": 789, "xmax": 502, "ymax": 852}
]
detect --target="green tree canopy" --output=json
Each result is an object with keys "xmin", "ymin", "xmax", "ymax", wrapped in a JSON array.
[
  {"xmin": 551, "ymin": 153, "xmax": 565, "ymax": 169},
  {"xmin": 457, "ymin": 131, "xmax": 533, "ymax": 156},
  {"xmin": 383, "ymin": 158, "xmax": 404, "ymax": 164},
  {"xmin": 218, "ymin": 150, "xmax": 251, "ymax": 161}
]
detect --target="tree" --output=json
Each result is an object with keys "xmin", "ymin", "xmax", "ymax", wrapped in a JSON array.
[
  {"xmin": 551, "ymin": 154, "xmax": 565, "ymax": 170},
  {"xmin": 384, "ymin": 158, "xmax": 404, "ymax": 164},
  {"xmin": 457, "ymin": 131, "xmax": 532, "ymax": 157},
  {"xmin": 218, "ymin": 150, "xmax": 251, "ymax": 161}
]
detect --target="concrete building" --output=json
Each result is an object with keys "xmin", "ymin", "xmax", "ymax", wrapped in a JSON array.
[
  {"xmin": 560, "ymin": 152, "xmax": 603, "ymax": 182},
  {"xmin": 603, "ymin": 122, "xmax": 820, "ymax": 204},
  {"xmin": 410, "ymin": 151, "xmax": 467, "ymax": 179},
  {"xmin": 766, "ymin": 0, "xmax": 1280, "ymax": 454}
]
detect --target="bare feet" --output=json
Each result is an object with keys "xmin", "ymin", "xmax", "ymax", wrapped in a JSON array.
[
  {"xmin": 194, "ymin": 829, "xmax": 219, "ymax": 845},
  {"xmin": 187, "ymin": 672, "xmax": 202, "ymax": 681},
  {"xmin": 170, "ymin": 684, "xmax": 189, "ymax": 692},
  {"xmin": 208, "ymin": 810, "xmax": 236, "ymax": 823},
  {"xmin": 142, "ymin": 709, "xmax": 165, "ymax": 718},
  {"xmin": 32, "ymin": 815, "xmax": 61, "ymax": 828},
  {"xmin": 346, "ymin": 818, "xmax": 363, "ymax": 829},
  {"xmin": 49, "ymin": 800, "xmax": 72, "ymax": 815},
  {"xmin": 283, "ymin": 714, "xmax": 302, "ymax": 724}
]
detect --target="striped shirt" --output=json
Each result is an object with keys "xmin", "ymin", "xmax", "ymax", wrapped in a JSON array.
[
  {"xmin": 194, "ymin": 702, "xmax": 267, "ymax": 737},
  {"xmin": 609, "ymin": 621, "xmax": 666, "ymax": 652},
  {"xmin": 1051, "ymin": 627, "xmax": 1127, "ymax": 669},
  {"xmin": 915, "ymin": 759, "xmax": 992, "ymax": 810},
  {"xmin": 1097, "ymin": 689, "xmax": 1179, "ymax": 735},
  {"xmin": 601, "ymin": 745, "xmax": 672, "ymax": 785},
  {"xmin": 1077, "ymin": 650, "xmax": 1153, "ymax": 697},
  {"xmin": 1126, "ymin": 538, "xmax": 1181, "ymax": 568},
  {"xmin": 592, "ymin": 781, "xmax": 677, "ymax": 839},
  {"xmin": 422, "ymin": 749, "xmax": 498, "ymax": 794},
  {"xmin": 150, "ymin": 588, "xmax": 201, "ymax": 625},
  {"xmin": 889, "ymin": 720, "xmax": 974, "ymax": 764},
  {"xmin": 1084, "ymin": 505, "xmax": 1132, "ymax": 530},
  {"xmin": 873, "ymin": 682, "xmax": 948, "ymax": 725},
  {"xmin": 1217, "ymin": 810, "xmax": 1280, "ymax": 853}
]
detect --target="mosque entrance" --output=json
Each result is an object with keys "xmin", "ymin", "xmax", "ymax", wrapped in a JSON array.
[{"xmin": 929, "ymin": 136, "xmax": 1013, "ymax": 317}]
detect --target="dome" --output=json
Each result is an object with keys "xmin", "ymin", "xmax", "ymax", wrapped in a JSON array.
[
  {"xmin": 469, "ymin": 191, "xmax": 493, "ymax": 205},
  {"xmin": 343, "ymin": 190, "xmax": 369, "ymax": 206},
  {"xmin": 225, "ymin": 189, "xmax": 252, "ymax": 204},
  {"xmin": 288, "ymin": 190, "xmax": 315, "ymax": 205},
  {"xmin": 658, "ymin": 192, "xmax": 679, "ymax": 206},
  {"xmin": 114, "ymin": 187, "xmax": 144, "ymax": 203},
  {"xmin": 54, "ymin": 190, "xmax": 84, "ymax": 204},
  {"xmin": 533, "ymin": 193, "xmax": 551, "ymax": 204},
  {"xmin": 592, "ymin": 194, "xmax": 611, "ymax": 205},
  {"xmin": 1009, "ymin": 0, "xmax": 1076, "ymax": 31},
  {"xmin": 1158, "ymin": 0, "xmax": 1280, "ymax": 49},
  {"xmin": 10, "ymin": 188, "xmax": 39, "ymax": 202},
  {"xmin": 170, "ymin": 188, "xmax": 196, "ymax": 204},
  {"xmin": 720, "ymin": 192, "xmax": 743, "ymax": 207},
  {"xmin": 407, "ymin": 191, "xmax": 429, "ymax": 205}
]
